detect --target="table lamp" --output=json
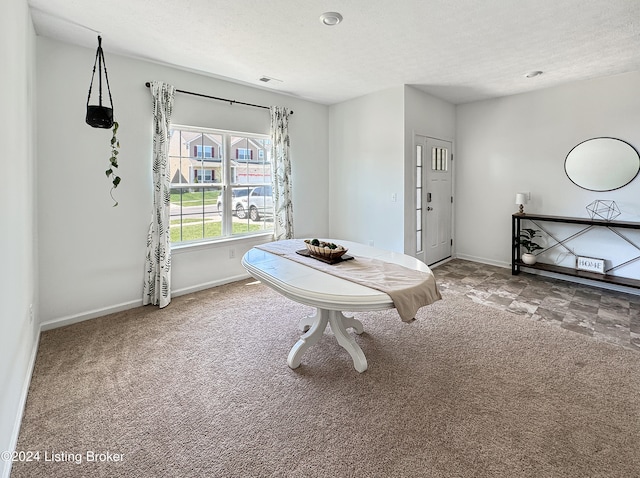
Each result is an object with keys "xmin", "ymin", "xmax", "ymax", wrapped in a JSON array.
[{"xmin": 515, "ymin": 193, "xmax": 527, "ymax": 214}]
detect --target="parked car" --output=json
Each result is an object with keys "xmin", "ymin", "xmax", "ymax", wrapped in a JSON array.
[
  {"xmin": 236, "ymin": 185, "xmax": 273, "ymax": 221},
  {"xmin": 217, "ymin": 187, "xmax": 251, "ymax": 216}
]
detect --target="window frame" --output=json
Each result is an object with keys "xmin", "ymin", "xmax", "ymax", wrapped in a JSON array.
[{"xmin": 169, "ymin": 124, "xmax": 274, "ymax": 247}]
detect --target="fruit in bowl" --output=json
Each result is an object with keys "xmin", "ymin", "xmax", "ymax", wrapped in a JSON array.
[{"xmin": 304, "ymin": 239, "xmax": 348, "ymax": 259}]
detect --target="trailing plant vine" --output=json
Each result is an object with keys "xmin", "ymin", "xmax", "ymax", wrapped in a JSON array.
[{"xmin": 105, "ymin": 121, "xmax": 121, "ymax": 206}]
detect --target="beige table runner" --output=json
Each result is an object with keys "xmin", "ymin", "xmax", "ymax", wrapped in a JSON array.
[{"xmin": 256, "ymin": 240, "xmax": 441, "ymax": 322}]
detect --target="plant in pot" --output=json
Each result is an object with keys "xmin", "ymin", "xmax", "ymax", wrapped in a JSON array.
[
  {"xmin": 86, "ymin": 35, "xmax": 121, "ymax": 206},
  {"xmin": 518, "ymin": 228, "xmax": 543, "ymax": 265}
]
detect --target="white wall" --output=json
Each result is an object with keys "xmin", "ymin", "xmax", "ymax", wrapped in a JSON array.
[
  {"xmin": 0, "ymin": 1, "xmax": 38, "ymax": 476},
  {"xmin": 328, "ymin": 86, "xmax": 456, "ymax": 255},
  {"xmin": 328, "ymin": 87, "xmax": 406, "ymax": 252},
  {"xmin": 455, "ymin": 72, "xmax": 640, "ymax": 282},
  {"xmin": 36, "ymin": 37, "xmax": 330, "ymax": 328},
  {"xmin": 403, "ymin": 86, "xmax": 456, "ymax": 254}
]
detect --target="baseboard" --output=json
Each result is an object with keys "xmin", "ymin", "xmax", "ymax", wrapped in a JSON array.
[
  {"xmin": 40, "ymin": 273, "xmax": 253, "ymax": 332},
  {"xmin": 171, "ymin": 272, "xmax": 251, "ymax": 297},
  {"xmin": 2, "ymin": 329, "xmax": 40, "ymax": 478},
  {"xmin": 40, "ymin": 298, "xmax": 144, "ymax": 331},
  {"xmin": 454, "ymin": 253, "xmax": 511, "ymax": 270}
]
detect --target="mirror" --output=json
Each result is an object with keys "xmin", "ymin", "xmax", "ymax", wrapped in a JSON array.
[{"xmin": 564, "ymin": 137, "xmax": 640, "ymax": 191}]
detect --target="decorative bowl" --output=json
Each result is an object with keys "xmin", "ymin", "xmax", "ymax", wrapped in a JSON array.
[{"xmin": 304, "ymin": 240, "xmax": 348, "ymax": 260}]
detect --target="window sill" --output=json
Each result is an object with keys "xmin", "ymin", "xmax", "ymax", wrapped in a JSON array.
[{"xmin": 171, "ymin": 232, "xmax": 274, "ymax": 254}]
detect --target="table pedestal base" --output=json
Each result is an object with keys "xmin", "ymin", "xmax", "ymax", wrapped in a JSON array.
[{"xmin": 288, "ymin": 308, "xmax": 367, "ymax": 373}]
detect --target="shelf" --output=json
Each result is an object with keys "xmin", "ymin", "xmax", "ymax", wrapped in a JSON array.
[
  {"xmin": 512, "ymin": 213, "xmax": 640, "ymax": 291},
  {"xmin": 512, "ymin": 212, "xmax": 640, "ymax": 230},
  {"xmin": 515, "ymin": 261, "xmax": 640, "ymax": 289}
]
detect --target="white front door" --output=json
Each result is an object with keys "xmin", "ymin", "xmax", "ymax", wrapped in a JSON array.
[{"xmin": 415, "ymin": 135, "xmax": 453, "ymax": 266}]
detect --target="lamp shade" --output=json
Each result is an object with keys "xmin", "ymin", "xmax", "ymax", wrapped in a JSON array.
[{"xmin": 515, "ymin": 193, "xmax": 527, "ymax": 205}]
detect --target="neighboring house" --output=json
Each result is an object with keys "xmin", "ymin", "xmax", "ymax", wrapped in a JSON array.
[
  {"xmin": 168, "ymin": 130, "xmax": 272, "ymax": 184},
  {"xmin": 232, "ymin": 137, "xmax": 272, "ymax": 184},
  {"xmin": 169, "ymin": 131, "xmax": 223, "ymax": 184}
]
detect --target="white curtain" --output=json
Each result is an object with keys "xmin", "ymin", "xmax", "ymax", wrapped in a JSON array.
[
  {"xmin": 270, "ymin": 106, "xmax": 294, "ymax": 240},
  {"xmin": 143, "ymin": 81, "xmax": 175, "ymax": 308}
]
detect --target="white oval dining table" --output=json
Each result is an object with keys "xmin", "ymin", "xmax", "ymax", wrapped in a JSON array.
[{"xmin": 241, "ymin": 239, "xmax": 434, "ymax": 373}]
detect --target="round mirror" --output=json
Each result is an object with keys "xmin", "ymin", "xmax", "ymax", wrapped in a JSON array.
[{"xmin": 564, "ymin": 137, "xmax": 640, "ymax": 191}]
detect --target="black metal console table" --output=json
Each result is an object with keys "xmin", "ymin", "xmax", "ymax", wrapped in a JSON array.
[{"xmin": 512, "ymin": 213, "xmax": 640, "ymax": 289}]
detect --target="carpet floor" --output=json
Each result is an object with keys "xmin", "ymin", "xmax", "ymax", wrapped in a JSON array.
[{"xmin": 11, "ymin": 280, "xmax": 640, "ymax": 477}]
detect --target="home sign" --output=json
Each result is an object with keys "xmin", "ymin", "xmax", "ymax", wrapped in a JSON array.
[{"xmin": 576, "ymin": 256, "xmax": 605, "ymax": 274}]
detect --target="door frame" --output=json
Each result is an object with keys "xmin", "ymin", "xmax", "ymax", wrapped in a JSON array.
[{"xmin": 411, "ymin": 132, "xmax": 455, "ymax": 266}]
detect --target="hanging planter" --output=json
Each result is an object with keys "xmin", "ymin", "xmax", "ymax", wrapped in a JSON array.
[
  {"xmin": 86, "ymin": 35, "xmax": 121, "ymax": 206},
  {"xmin": 86, "ymin": 35, "xmax": 114, "ymax": 129}
]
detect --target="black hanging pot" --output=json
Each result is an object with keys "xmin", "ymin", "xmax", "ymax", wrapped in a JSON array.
[
  {"xmin": 86, "ymin": 105, "xmax": 113, "ymax": 128},
  {"xmin": 86, "ymin": 36, "xmax": 114, "ymax": 129}
]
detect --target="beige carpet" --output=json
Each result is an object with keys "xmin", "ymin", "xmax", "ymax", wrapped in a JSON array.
[{"xmin": 11, "ymin": 279, "xmax": 640, "ymax": 477}]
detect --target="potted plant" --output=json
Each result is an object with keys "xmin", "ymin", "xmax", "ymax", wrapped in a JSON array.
[
  {"xmin": 85, "ymin": 36, "xmax": 121, "ymax": 206},
  {"xmin": 104, "ymin": 121, "xmax": 121, "ymax": 206},
  {"xmin": 518, "ymin": 228, "xmax": 543, "ymax": 264}
]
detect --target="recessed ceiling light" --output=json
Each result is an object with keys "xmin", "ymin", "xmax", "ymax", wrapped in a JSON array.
[
  {"xmin": 524, "ymin": 71, "xmax": 543, "ymax": 78},
  {"xmin": 319, "ymin": 12, "xmax": 343, "ymax": 26}
]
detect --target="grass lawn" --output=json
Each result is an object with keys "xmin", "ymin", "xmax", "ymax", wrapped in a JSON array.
[
  {"xmin": 170, "ymin": 220, "xmax": 268, "ymax": 242},
  {"xmin": 170, "ymin": 190, "xmax": 219, "ymax": 206}
]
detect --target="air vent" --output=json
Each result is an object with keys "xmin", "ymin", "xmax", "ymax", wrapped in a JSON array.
[{"xmin": 258, "ymin": 76, "xmax": 283, "ymax": 83}]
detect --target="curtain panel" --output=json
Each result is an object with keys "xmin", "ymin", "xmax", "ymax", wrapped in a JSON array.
[
  {"xmin": 270, "ymin": 106, "xmax": 294, "ymax": 240},
  {"xmin": 143, "ymin": 81, "xmax": 175, "ymax": 308}
]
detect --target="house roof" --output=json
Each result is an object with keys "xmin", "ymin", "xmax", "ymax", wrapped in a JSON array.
[{"xmin": 182, "ymin": 133, "xmax": 222, "ymax": 148}]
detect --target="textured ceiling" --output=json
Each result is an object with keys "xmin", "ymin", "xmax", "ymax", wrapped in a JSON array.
[{"xmin": 29, "ymin": 0, "xmax": 640, "ymax": 105}]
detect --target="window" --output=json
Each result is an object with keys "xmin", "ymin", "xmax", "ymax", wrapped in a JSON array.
[
  {"xmin": 416, "ymin": 144, "xmax": 423, "ymax": 254},
  {"xmin": 236, "ymin": 148, "xmax": 253, "ymax": 160},
  {"xmin": 194, "ymin": 169, "xmax": 214, "ymax": 183},
  {"xmin": 195, "ymin": 145, "xmax": 213, "ymax": 158},
  {"xmin": 169, "ymin": 126, "xmax": 273, "ymax": 245},
  {"xmin": 431, "ymin": 147, "xmax": 448, "ymax": 171}
]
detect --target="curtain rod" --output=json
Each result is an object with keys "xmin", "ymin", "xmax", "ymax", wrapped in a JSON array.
[{"xmin": 144, "ymin": 82, "xmax": 293, "ymax": 115}]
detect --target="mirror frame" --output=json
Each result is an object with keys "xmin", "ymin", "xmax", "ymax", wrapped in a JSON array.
[{"xmin": 564, "ymin": 137, "xmax": 640, "ymax": 192}]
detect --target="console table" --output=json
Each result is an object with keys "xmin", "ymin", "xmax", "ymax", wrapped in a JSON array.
[{"xmin": 512, "ymin": 213, "xmax": 640, "ymax": 289}]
